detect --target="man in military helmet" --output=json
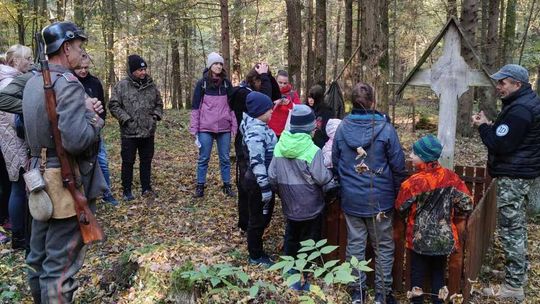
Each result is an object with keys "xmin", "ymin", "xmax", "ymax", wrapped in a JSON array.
[
  {"xmin": 109, "ymin": 54, "xmax": 163, "ymax": 201},
  {"xmin": 23, "ymin": 21, "xmax": 107, "ymax": 303}
]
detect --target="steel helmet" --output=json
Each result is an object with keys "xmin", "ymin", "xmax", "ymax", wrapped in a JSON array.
[{"xmin": 41, "ymin": 21, "xmax": 87, "ymax": 55}]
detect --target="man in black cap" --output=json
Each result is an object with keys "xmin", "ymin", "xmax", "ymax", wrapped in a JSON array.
[
  {"xmin": 22, "ymin": 21, "xmax": 107, "ymax": 303},
  {"xmin": 109, "ymin": 54, "xmax": 163, "ymax": 201},
  {"xmin": 472, "ymin": 64, "xmax": 540, "ymax": 301}
]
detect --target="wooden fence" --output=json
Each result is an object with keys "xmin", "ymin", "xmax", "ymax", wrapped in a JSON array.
[{"xmin": 322, "ymin": 164, "xmax": 497, "ymax": 301}]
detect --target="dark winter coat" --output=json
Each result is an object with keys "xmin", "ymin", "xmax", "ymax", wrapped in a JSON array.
[
  {"xmin": 109, "ymin": 75, "xmax": 163, "ymax": 138},
  {"xmin": 332, "ymin": 109, "xmax": 407, "ymax": 217},
  {"xmin": 76, "ymin": 73, "xmax": 106, "ymax": 120},
  {"xmin": 479, "ymin": 84, "xmax": 540, "ymax": 179}
]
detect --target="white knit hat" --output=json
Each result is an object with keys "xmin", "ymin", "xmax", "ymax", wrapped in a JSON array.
[{"xmin": 207, "ymin": 52, "xmax": 224, "ymax": 68}]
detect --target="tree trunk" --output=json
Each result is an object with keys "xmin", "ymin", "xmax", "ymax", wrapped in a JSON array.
[
  {"xmin": 305, "ymin": 0, "xmax": 315, "ymax": 94},
  {"xmin": 360, "ymin": 0, "xmax": 390, "ymax": 113},
  {"xmin": 220, "ymin": 0, "xmax": 231, "ymax": 74},
  {"xmin": 56, "ymin": 0, "xmax": 64, "ymax": 21},
  {"xmin": 479, "ymin": 0, "xmax": 500, "ymax": 120},
  {"xmin": 285, "ymin": 0, "xmax": 303, "ymax": 91},
  {"xmin": 16, "ymin": 0, "xmax": 25, "ymax": 44},
  {"xmin": 314, "ymin": 0, "xmax": 327, "ymax": 90},
  {"xmin": 457, "ymin": 0, "xmax": 479, "ymax": 137},
  {"xmin": 497, "ymin": 0, "xmax": 505, "ymax": 65},
  {"xmin": 231, "ymin": 0, "xmax": 243, "ymax": 84},
  {"xmin": 101, "ymin": 0, "xmax": 116, "ymax": 102},
  {"xmin": 342, "ymin": 0, "xmax": 353, "ymax": 92},
  {"xmin": 183, "ymin": 20, "xmax": 193, "ymax": 109},
  {"xmin": 502, "ymin": 0, "xmax": 516, "ymax": 63},
  {"xmin": 354, "ymin": 1, "xmax": 361, "ymax": 82},
  {"xmin": 332, "ymin": 2, "xmax": 342, "ymax": 80},
  {"xmin": 74, "ymin": 0, "xmax": 84, "ymax": 27},
  {"xmin": 169, "ymin": 13, "xmax": 181, "ymax": 110},
  {"xmin": 518, "ymin": 0, "xmax": 536, "ymax": 65}
]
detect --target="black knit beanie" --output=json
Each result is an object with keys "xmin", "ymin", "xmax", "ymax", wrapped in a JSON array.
[{"xmin": 128, "ymin": 54, "xmax": 147, "ymax": 74}]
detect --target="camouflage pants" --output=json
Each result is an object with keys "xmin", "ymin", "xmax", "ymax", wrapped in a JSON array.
[{"xmin": 496, "ymin": 177, "xmax": 533, "ymax": 288}]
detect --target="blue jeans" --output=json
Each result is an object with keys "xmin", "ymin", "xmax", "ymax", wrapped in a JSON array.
[
  {"xmin": 196, "ymin": 132, "xmax": 231, "ymax": 185},
  {"xmin": 9, "ymin": 172, "xmax": 26, "ymax": 235},
  {"xmin": 97, "ymin": 139, "xmax": 112, "ymax": 195}
]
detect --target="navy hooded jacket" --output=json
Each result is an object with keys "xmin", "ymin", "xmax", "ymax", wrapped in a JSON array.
[{"xmin": 332, "ymin": 109, "xmax": 407, "ymax": 217}]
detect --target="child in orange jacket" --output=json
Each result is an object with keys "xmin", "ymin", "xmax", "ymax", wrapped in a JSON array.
[{"xmin": 395, "ymin": 135, "xmax": 473, "ymax": 304}]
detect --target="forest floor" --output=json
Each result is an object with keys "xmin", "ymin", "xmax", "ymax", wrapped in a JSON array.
[{"xmin": 0, "ymin": 107, "xmax": 539, "ymax": 303}]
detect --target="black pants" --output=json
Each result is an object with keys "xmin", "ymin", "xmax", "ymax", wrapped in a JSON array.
[
  {"xmin": 285, "ymin": 214, "xmax": 323, "ymax": 257},
  {"xmin": 235, "ymin": 133, "xmax": 249, "ymax": 231},
  {"xmin": 242, "ymin": 173, "xmax": 275, "ymax": 260},
  {"xmin": 0, "ymin": 151, "xmax": 11, "ymax": 224},
  {"xmin": 121, "ymin": 137, "xmax": 155, "ymax": 193},
  {"xmin": 410, "ymin": 251, "xmax": 446, "ymax": 304}
]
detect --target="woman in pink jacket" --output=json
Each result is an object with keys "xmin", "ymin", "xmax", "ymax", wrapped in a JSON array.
[{"xmin": 189, "ymin": 52, "xmax": 237, "ymax": 198}]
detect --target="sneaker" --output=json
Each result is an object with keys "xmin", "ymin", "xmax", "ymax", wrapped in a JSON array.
[
  {"xmin": 222, "ymin": 183, "xmax": 236, "ymax": 197},
  {"xmin": 194, "ymin": 184, "xmax": 205, "ymax": 198},
  {"xmin": 483, "ymin": 283, "xmax": 525, "ymax": 301},
  {"xmin": 351, "ymin": 289, "xmax": 367, "ymax": 304},
  {"xmin": 122, "ymin": 191, "xmax": 135, "ymax": 201},
  {"xmin": 248, "ymin": 255, "xmax": 274, "ymax": 268},
  {"xmin": 102, "ymin": 193, "xmax": 119, "ymax": 206}
]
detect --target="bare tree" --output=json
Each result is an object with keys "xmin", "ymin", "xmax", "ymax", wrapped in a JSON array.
[
  {"xmin": 220, "ymin": 0, "xmax": 231, "ymax": 74},
  {"xmin": 285, "ymin": 0, "xmax": 303, "ymax": 91},
  {"xmin": 458, "ymin": 0, "xmax": 479, "ymax": 137},
  {"xmin": 501, "ymin": 0, "xmax": 516, "ymax": 63},
  {"xmin": 305, "ymin": 0, "xmax": 315, "ymax": 93},
  {"xmin": 314, "ymin": 0, "xmax": 327, "ymax": 90},
  {"xmin": 231, "ymin": 0, "xmax": 243, "ymax": 84},
  {"xmin": 360, "ymin": 0, "xmax": 390, "ymax": 113},
  {"xmin": 342, "ymin": 0, "xmax": 353, "ymax": 92}
]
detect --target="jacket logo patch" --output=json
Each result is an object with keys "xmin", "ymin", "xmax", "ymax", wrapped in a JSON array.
[
  {"xmin": 496, "ymin": 124, "xmax": 509, "ymax": 136},
  {"xmin": 62, "ymin": 72, "xmax": 79, "ymax": 83}
]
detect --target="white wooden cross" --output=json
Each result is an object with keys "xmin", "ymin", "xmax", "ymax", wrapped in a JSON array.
[{"xmin": 402, "ymin": 23, "xmax": 492, "ymax": 168}]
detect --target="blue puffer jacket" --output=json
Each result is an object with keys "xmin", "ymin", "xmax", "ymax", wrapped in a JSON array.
[{"xmin": 332, "ymin": 109, "xmax": 406, "ymax": 217}]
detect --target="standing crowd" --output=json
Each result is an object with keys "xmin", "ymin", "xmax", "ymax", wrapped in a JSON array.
[{"xmin": 0, "ymin": 20, "xmax": 538, "ymax": 304}]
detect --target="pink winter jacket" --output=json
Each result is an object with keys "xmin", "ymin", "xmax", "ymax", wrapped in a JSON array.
[{"xmin": 322, "ymin": 118, "xmax": 342, "ymax": 168}]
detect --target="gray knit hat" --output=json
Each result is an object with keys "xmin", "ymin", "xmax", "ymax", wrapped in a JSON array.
[
  {"xmin": 290, "ymin": 104, "xmax": 316, "ymax": 133},
  {"xmin": 206, "ymin": 52, "xmax": 224, "ymax": 68}
]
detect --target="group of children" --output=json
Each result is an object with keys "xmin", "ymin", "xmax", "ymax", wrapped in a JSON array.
[{"xmin": 235, "ymin": 90, "xmax": 473, "ymax": 303}]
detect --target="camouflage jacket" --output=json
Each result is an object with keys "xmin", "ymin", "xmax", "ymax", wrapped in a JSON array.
[
  {"xmin": 109, "ymin": 75, "xmax": 163, "ymax": 138},
  {"xmin": 395, "ymin": 162, "xmax": 473, "ymax": 256},
  {"xmin": 240, "ymin": 113, "xmax": 277, "ymax": 192}
]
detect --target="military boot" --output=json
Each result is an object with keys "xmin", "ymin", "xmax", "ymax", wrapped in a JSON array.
[{"xmin": 483, "ymin": 283, "xmax": 525, "ymax": 302}]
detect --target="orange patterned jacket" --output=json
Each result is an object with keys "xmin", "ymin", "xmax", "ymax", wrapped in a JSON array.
[{"xmin": 395, "ymin": 162, "xmax": 473, "ymax": 255}]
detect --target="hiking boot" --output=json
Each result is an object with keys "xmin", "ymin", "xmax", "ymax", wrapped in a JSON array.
[
  {"xmin": 483, "ymin": 283, "xmax": 525, "ymax": 302},
  {"xmin": 122, "ymin": 190, "xmax": 135, "ymax": 201},
  {"xmin": 102, "ymin": 192, "xmax": 119, "ymax": 206},
  {"xmin": 222, "ymin": 183, "xmax": 236, "ymax": 197},
  {"xmin": 194, "ymin": 183, "xmax": 205, "ymax": 198},
  {"xmin": 350, "ymin": 289, "xmax": 367, "ymax": 304},
  {"xmin": 248, "ymin": 255, "xmax": 274, "ymax": 268}
]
